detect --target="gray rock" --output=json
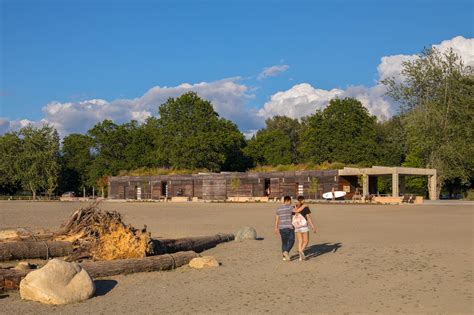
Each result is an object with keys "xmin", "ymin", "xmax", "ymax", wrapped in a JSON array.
[
  {"xmin": 235, "ymin": 226, "xmax": 257, "ymax": 241},
  {"xmin": 20, "ymin": 258, "xmax": 95, "ymax": 305}
]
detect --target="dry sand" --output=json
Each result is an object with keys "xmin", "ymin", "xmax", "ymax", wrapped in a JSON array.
[{"xmin": 0, "ymin": 201, "xmax": 472, "ymax": 314}]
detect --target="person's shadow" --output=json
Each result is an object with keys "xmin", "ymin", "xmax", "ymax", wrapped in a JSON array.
[{"xmin": 291, "ymin": 242, "xmax": 342, "ymax": 261}]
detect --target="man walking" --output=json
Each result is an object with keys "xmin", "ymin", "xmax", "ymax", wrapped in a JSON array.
[{"xmin": 274, "ymin": 196, "xmax": 295, "ymax": 261}]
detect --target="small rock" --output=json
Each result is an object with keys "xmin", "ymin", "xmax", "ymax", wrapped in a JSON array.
[
  {"xmin": 235, "ymin": 226, "xmax": 257, "ymax": 241},
  {"xmin": 20, "ymin": 258, "xmax": 95, "ymax": 305},
  {"xmin": 189, "ymin": 256, "xmax": 219, "ymax": 269}
]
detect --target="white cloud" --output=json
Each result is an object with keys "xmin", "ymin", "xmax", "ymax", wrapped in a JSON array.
[
  {"xmin": 377, "ymin": 36, "xmax": 474, "ymax": 83},
  {"xmin": 0, "ymin": 118, "xmax": 45, "ymax": 134},
  {"xmin": 258, "ymin": 83, "xmax": 343, "ymax": 119},
  {"xmin": 434, "ymin": 36, "xmax": 474, "ymax": 66},
  {"xmin": 259, "ymin": 36, "xmax": 473, "ymax": 122},
  {"xmin": 1, "ymin": 77, "xmax": 259, "ymax": 137},
  {"xmin": 377, "ymin": 54, "xmax": 418, "ymax": 82},
  {"xmin": 257, "ymin": 65, "xmax": 290, "ymax": 80},
  {"xmin": 1, "ymin": 36, "xmax": 472, "ymax": 137}
]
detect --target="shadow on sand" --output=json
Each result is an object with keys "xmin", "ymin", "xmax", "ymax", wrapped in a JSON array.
[
  {"xmin": 94, "ymin": 280, "xmax": 118, "ymax": 297},
  {"xmin": 291, "ymin": 242, "xmax": 342, "ymax": 261}
]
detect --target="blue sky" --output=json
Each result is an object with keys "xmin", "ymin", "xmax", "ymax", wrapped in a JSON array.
[{"xmin": 1, "ymin": 0, "xmax": 473, "ymax": 135}]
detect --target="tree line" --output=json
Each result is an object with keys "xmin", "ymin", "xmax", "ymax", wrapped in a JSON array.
[{"xmin": 0, "ymin": 47, "xmax": 472, "ymax": 198}]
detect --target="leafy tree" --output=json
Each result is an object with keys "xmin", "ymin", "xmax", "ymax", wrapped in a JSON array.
[
  {"xmin": 60, "ymin": 133, "xmax": 94, "ymax": 194},
  {"xmin": 156, "ymin": 92, "xmax": 248, "ymax": 171},
  {"xmin": 299, "ymin": 98, "xmax": 378, "ymax": 165},
  {"xmin": 383, "ymin": 47, "xmax": 474, "ymax": 193},
  {"xmin": 87, "ymin": 120, "xmax": 131, "ymax": 186},
  {"xmin": 375, "ymin": 116, "xmax": 407, "ymax": 166},
  {"xmin": 244, "ymin": 129, "xmax": 293, "ymax": 166},
  {"xmin": 264, "ymin": 116, "xmax": 301, "ymax": 163},
  {"xmin": 0, "ymin": 132, "xmax": 22, "ymax": 194},
  {"xmin": 244, "ymin": 116, "xmax": 301, "ymax": 166},
  {"xmin": 17, "ymin": 124, "xmax": 60, "ymax": 199}
]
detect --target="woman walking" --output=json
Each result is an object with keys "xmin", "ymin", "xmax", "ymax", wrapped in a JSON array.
[{"xmin": 292, "ymin": 196, "xmax": 317, "ymax": 261}]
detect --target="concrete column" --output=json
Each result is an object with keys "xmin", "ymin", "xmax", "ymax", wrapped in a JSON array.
[
  {"xmin": 392, "ymin": 173, "xmax": 399, "ymax": 197},
  {"xmin": 428, "ymin": 174, "xmax": 437, "ymax": 200},
  {"xmin": 362, "ymin": 175, "xmax": 369, "ymax": 197},
  {"xmin": 399, "ymin": 175, "xmax": 406, "ymax": 195}
]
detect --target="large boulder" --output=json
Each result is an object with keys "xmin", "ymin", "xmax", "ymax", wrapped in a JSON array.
[
  {"xmin": 235, "ymin": 226, "xmax": 257, "ymax": 241},
  {"xmin": 189, "ymin": 256, "xmax": 219, "ymax": 269},
  {"xmin": 20, "ymin": 258, "xmax": 95, "ymax": 305}
]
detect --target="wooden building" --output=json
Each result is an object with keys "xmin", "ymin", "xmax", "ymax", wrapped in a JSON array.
[
  {"xmin": 107, "ymin": 166, "xmax": 438, "ymax": 201},
  {"xmin": 108, "ymin": 170, "xmax": 339, "ymax": 201}
]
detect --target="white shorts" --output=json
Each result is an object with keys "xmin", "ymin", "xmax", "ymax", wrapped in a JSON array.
[{"xmin": 295, "ymin": 226, "xmax": 310, "ymax": 233}]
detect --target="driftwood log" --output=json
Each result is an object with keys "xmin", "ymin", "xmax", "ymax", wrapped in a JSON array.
[
  {"xmin": 0, "ymin": 251, "xmax": 199, "ymax": 290},
  {"xmin": 81, "ymin": 250, "xmax": 198, "ymax": 278},
  {"xmin": 152, "ymin": 233, "xmax": 234, "ymax": 255},
  {"xmin": 0, "ymin": 241, "xmax": 74, "ymax": 261},
  {"xmin": 0, "ymin": 233, "xmax": 234, "ymax": 262}
]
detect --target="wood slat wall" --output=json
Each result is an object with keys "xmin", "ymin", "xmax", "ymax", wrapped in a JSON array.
[
  {"xmin": 202, "ymin": 179, "xmax": 226, "ymax": 201},
  {"xmin": 108, "ymin": 169, "xmax": 340, "ymax": 200}
]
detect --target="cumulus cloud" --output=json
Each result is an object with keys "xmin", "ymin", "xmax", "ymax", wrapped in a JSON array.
[
  {"xmin": 2, "ymin": 36, "xmax": 472, "ymax": 136},
  {"xmin": 378, "ymin": 36, "xmax": 474, "ymax": 83},
  {"xmin": 0, "ymin": 118, "xmax": 44, "ymax": 134},
  {"xmin": 257, "ymin": 65, "xmax": 290, "ymax": 80},
  {"xmin": 259, "ymin": 36, "xmax": 473, "ymax": 121},
  {"xmin": 257, "ymin": 83, "xmax": 395, "ymax": 121},
  {"xmin": 258, "ymin": 83, "xmax": 343, "ymax": 119},
  {"xmin": 1, "ymin": 77, "xmax": 260, "ymax": 137}
]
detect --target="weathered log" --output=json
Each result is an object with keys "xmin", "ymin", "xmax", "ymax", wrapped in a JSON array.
[
  {"xmin": 0, "ymin": 229, "xmax": 55, "ymax": 242},
  {"xmin": 0, "ymin": 268, "xmax": 29, "ymax": 290},
  {"xmin": 0, "ymin": 233, "xmax": 233, "ymax": 262},
  {"xmin": 0, "ymin": 241, "xmax": 73, "ymax": 261},
  {"xmin": 151, "ymin": 233, "xmax": 234, "ymax": 255},
  {"xmin": 81, "ymin": 250, "xmax": 198, "ymax": 278},
  {"xmin": 0, "ymin": 251, "xmax": 198, "ymax": 290}
]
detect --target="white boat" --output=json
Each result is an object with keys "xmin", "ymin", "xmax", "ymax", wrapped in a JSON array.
[{"xmin": 322, "ymin": 191, "xmax": 347, "ymax": 199}]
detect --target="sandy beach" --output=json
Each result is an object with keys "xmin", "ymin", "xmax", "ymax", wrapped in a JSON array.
[{"xmin": 0, "ymin": 201, "xmax": 472, "ymax": 314}]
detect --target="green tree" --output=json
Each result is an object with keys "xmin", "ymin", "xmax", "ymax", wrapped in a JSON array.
[
  {"xmin": 383, "ymin": 47, "xmax": 474, "ymax": 193},
  {"xmin": 244, "ymin": 129, "xmax": 293, "ymax": 166},
  {"xmin": 17, "ymin": 124, "xmax": 60, "ymax": 199},
  {"xmin": 244, "ymin": 116, "xmax": 301, "ymax": 166},
  {"xmin": 375, "ymin": 115, "xmax": 407, "ymax": 166},
  {"xmin": 87, "ymin": 120, "xmax": 130, "ymax": 185},
  {"xmin": 60, "ymin": 133, "xmax": 94, "ymax": 194},
  {"xmin": 299, "ymin": 98, "xmax": 378, "ymax": 165},
  {"xmin": 156, "ymin": 92, "xmax": 248, "ymax": 171},
  {"xmin": 0, "ymin": 132, "xmax": 22, "ymax": 194}
]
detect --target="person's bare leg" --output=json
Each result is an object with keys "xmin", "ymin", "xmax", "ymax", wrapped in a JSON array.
[
  {"xmin": 302, "ymin": 232, "xmax": 309, "ymax": 249},
  {"xmin": 296, "ymin": 232, "xmax": 303, "ymax": 255},
  {"xmin": 301, "ymin": 232, "xmax": 309, "ymax": 259}
]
